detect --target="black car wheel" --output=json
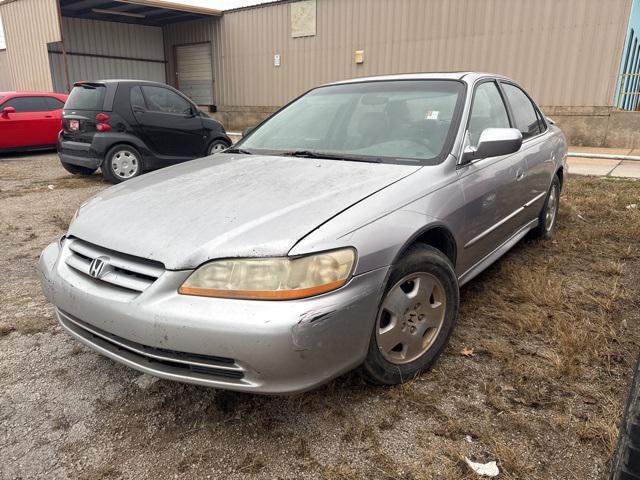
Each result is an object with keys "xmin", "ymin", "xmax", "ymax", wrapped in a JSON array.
[
  {"xmin": 102, "ymin": 145, "xmax": 143, "ymax": 184},
  {"xmin": 60, "ymin": 162, "xmax": 97, "ymax": 176},
  {"xmin": 208, "ymin": 139, "xmax": 231, "ymax": 155},
  {"xmin": 611, "ymin": 356, "xmax": 640, "ymax": 479},
  {"xmin": 361, "ymin": 244, "xmax": 459, "ymax": 385}
]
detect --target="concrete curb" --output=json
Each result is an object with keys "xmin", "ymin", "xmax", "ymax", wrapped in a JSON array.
[{"xmin": 567, "ymin": 152, "xmax": 640, "ymax": 161}]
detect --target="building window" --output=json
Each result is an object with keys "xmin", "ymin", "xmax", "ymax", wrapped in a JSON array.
[{"xmin": 0, "ymin": 14, "xmax": 6, "ymax": 50}]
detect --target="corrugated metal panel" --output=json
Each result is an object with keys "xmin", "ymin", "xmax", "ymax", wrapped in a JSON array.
[
  {"xmin": 47, "ymin": 17, "xmax": 166, "ymax": 90},
  {"xmin": 48, "ymin": 51, "xmax": 166, "ymax": 92},
  {"xmin": 0, "ymin": 50, "xmax": 13, "ymax": 90},
  {"xmin": 0, "ymin": 0, "xmax": 61, "ymax": 91},
  {"xmin": 56, "ymin": 17, "xmax": 164, "ymax": 60},
  {"xmin": 165, "ymin": 0, "xmax": 632, "ymax": 108}
]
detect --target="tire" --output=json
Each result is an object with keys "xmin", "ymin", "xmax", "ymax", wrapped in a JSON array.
[
  {"xmin": 102, "ymin": 145, "xmax": 143, "ymax": 184},
  {"xmin": 208, "ymin": 139, "xmax": 231, "ymax": 155},
  {"xmin": 611, "ymin": 356, "xmax": 640, "ymax": 480},
  {"xmin": 529, "ymin": 174, "xmax": 561, "ymax": 239},
  {"xmin": 60, "ymin": 162, "xmax": 97, "ymax": 176},
  {"xmin": 361, "ymin": 244, "xmax": 459, "ymax": 385}
]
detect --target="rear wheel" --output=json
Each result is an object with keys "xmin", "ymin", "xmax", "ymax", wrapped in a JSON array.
[
  {"xmin": 60, "ymin": 162, "xmax": 96, "ymax": 176},
  {"xmin": 102, "ymin": 145, "xmax": 143, "ymax": 184},
  {"xmin": 529, "ymin": 174, "xmax": 560, "ymax": 239},
  {"xmin": 208, "ymin": 139, "xmax": 231, "ymax": 155},
  {"xmin": 361, "ymin": 244, "xmax": 459, "ymax": 385}
]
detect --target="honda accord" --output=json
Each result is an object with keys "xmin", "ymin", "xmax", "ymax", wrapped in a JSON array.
[{"xmin": 38, "ymin": 72, "xmax": 567, "ymax": 394}]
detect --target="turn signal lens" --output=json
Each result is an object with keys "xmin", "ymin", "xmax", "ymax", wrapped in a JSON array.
[{"xmin": 178, "ymin": 248, "xmax": 356, "ymax": 300}]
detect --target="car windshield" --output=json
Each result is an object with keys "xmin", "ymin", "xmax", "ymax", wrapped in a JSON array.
[
  {"xmin": 65, "ymin": 85, "xmax": 105, "ymax": 110},
  {"xmin": 237, "ymin": 80, "xmax": 465, "ymax": 164}
]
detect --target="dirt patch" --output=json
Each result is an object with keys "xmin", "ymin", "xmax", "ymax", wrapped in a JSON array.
[{"xmin": 0, "ymin": 153, "xmax": 639, "ymax": 480}]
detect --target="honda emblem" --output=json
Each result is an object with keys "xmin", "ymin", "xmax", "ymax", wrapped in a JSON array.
[{"xmin": 89, "ymin": 256, "xmax": 109, "ymax": 279}]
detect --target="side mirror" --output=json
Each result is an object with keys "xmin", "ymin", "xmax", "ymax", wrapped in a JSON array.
[
  {"xmin": 2, "ymin": 106, "xmax": 16, "ymax": 117},
  {"xmin": 461, "ymin": 128, "xmax": 522, "ymax": 164},
  {"xmin": 243, "ymin": 126, "xmax": 255, "ymax": 137}
]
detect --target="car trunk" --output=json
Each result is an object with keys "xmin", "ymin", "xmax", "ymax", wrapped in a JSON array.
[{"xmin": 62, "ymin": 82, "xmax": 108, "ymax": 142}]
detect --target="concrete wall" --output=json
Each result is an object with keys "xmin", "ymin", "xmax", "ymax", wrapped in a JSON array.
[{"xmin": 545, "ymin": 106, "xmax": 640, "ymax": 149}]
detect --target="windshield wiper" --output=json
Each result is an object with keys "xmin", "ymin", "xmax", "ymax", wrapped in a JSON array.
[
  {"xmin": 225, "ymin": 147, "xmax": 253, "ymax": 155},
  {"xmin": 280, "ymin": 150, "xmax": 382, "ymax": 163}
]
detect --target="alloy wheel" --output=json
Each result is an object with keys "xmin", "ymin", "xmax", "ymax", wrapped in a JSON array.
[
  {"xmin": 111, "ymin": 150, "xmax": 139, "ymax": 179},
  {"xmin": 545, "ymin": 184, "xmax": 559, "ymax": 231},
  {"xmin": 376, "ymin": 272, "xmax": 447, "ymax": 365}
]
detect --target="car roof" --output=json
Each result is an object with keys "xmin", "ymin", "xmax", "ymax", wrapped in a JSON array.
[
  {"xmin": 328, "ymin": 72, "xmax": 515, "ymax": 85},
  {"xmin": 74, "ymin": 79, "xmax": 168, "ymax": 87},
  {"xmin": 0, "ymin": 91, "xmax": 67, "ymax": 97}
]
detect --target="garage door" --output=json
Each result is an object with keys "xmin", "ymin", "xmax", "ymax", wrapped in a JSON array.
[{"xmin": 176, "ymin": 43, "xmax": 214, "ymax": 106}]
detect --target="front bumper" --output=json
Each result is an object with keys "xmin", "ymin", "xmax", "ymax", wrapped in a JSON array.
[{"xmin": 38, "ymin": 239, "xmax": 387, "ymax": 394}]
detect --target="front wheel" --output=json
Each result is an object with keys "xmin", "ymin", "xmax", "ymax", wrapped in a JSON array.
[
  {"xmin": 361, "ymin": 244, "xmax": 459, "ymax": 385},
  {"xmin": 208, "ymin": 139, "xmax": 231, "ymax": 155},
  {"xmin": 102, "ymin": 145, "xmax": 143, "ymax": 184}
]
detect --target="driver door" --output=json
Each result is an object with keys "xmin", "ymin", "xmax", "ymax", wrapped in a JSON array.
[
  {"xmin": 135, "ymin": 85, "xmax": 204, "ymax": 159},
  {"xmin": 457, "ymin": 80, "xmax": 531, "ymax": 275}
]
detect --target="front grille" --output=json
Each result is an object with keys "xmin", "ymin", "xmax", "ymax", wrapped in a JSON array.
[
  {"xmin": 58, "ymin": 310, "xmax": 245, "ymax": 382},
  {"xmin": 65, "ymin": 237, "xmax": 164, "ymax": 293}
]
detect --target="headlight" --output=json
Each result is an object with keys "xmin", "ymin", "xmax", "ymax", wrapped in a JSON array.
[{"xmin": 178, "ymin": 248, "xmax": 356, "ymax": 300}]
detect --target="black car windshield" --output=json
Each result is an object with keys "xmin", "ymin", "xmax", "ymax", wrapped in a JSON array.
[
  {"xmin": 237, "ymin": 80, "xmax": 465, "ymax": 164},
  {"xmin": 65, "ymin": 85, "xmax": 106, "ymax": 110}
]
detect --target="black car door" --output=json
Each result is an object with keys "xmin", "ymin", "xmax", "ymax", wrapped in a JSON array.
[{"xmin": 134, "ymin": 85, "xmax": 204, "ymax": 158}]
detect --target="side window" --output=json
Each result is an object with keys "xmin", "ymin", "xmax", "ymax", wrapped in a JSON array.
[
  {"xmin": 467, "ymin": 82, "xmax": 510, "ymax": 147},
  {"xmin": 130, "ymin": 86, "xmax": 146, "ymax": 110},
  {"xmin": 2, "ymin": 96, "xmax": 49, "ymax": 112},
  {"xmin": 501, "ymin": 83, "xmax": 545, "ymax": 140},
  {"xmin": 44, "ymin": 97, "xmax": 65, "ymax": 111},
  {"xmin": 141, "ymin": 86, "xmax": 192, "ymax": 115}
]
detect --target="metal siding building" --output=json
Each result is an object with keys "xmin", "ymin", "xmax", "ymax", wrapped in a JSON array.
[
  {"xmin": 0, "ymin": 0, "xmax": 61, "ymax": 91},
  {"xmin": 48, "ymin": 17, "xmax": 166, "ymax": 92},
  {"xmin": 169, "ymin": 0, "xmax": 629, "ymax": 109},
  {"xmin": 0, "ymin": 0, "xmax": 638, "ymax": 145}
]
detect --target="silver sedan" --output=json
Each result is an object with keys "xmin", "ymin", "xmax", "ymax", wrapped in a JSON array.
[{"xmin": 38, "ymin": 72, "xmax": 567, "ymax": 394}]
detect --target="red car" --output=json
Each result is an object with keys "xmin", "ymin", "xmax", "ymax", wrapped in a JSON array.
[{"xmin": 0, "ymin": 92, "xmax": 68, "ymax": 152}]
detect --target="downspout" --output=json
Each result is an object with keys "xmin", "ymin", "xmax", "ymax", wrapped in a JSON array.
[{"xmin": 54, "ymin": 0, "xmax": 71, "ymax": 92}]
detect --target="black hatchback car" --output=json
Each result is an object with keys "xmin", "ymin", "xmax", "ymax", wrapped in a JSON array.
[{"xmin": 58, "ymin": 80, "xmax": 231, "ymax": 183}]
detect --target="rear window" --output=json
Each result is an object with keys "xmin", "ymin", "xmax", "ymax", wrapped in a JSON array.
[{"xmin": 66, "ymin": 85, "xmax": 106, "ymax": 110}]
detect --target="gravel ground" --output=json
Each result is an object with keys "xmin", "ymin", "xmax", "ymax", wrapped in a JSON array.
[{"xmin": 1, "ymin": 152, "xmax": 639, "ymax": 480}]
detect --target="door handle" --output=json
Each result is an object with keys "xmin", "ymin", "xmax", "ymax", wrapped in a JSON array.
[
  {"xmin": 516, "ymin": 169, "xmax": 526, "ymax": 181},
  {"xmin": 45, "ymin": 115, "xmax": 53, "ymax": 118}
]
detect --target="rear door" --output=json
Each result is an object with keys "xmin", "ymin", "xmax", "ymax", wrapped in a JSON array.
[
  {"xmin": 0, "ymin": 96, "xmax": 52, "ymax": 147},
  {"xmin": 500, "ymin": 82, "xmax": 555, "ymax": 213},
  {"xmin": 136, "ymin": 85, "xmax": 204, "ymax": 158}
]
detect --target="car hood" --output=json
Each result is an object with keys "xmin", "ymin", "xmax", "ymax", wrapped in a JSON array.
[{"xmin": 69, "ymin": 154, "xmax": 420, "ymax": 269}]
